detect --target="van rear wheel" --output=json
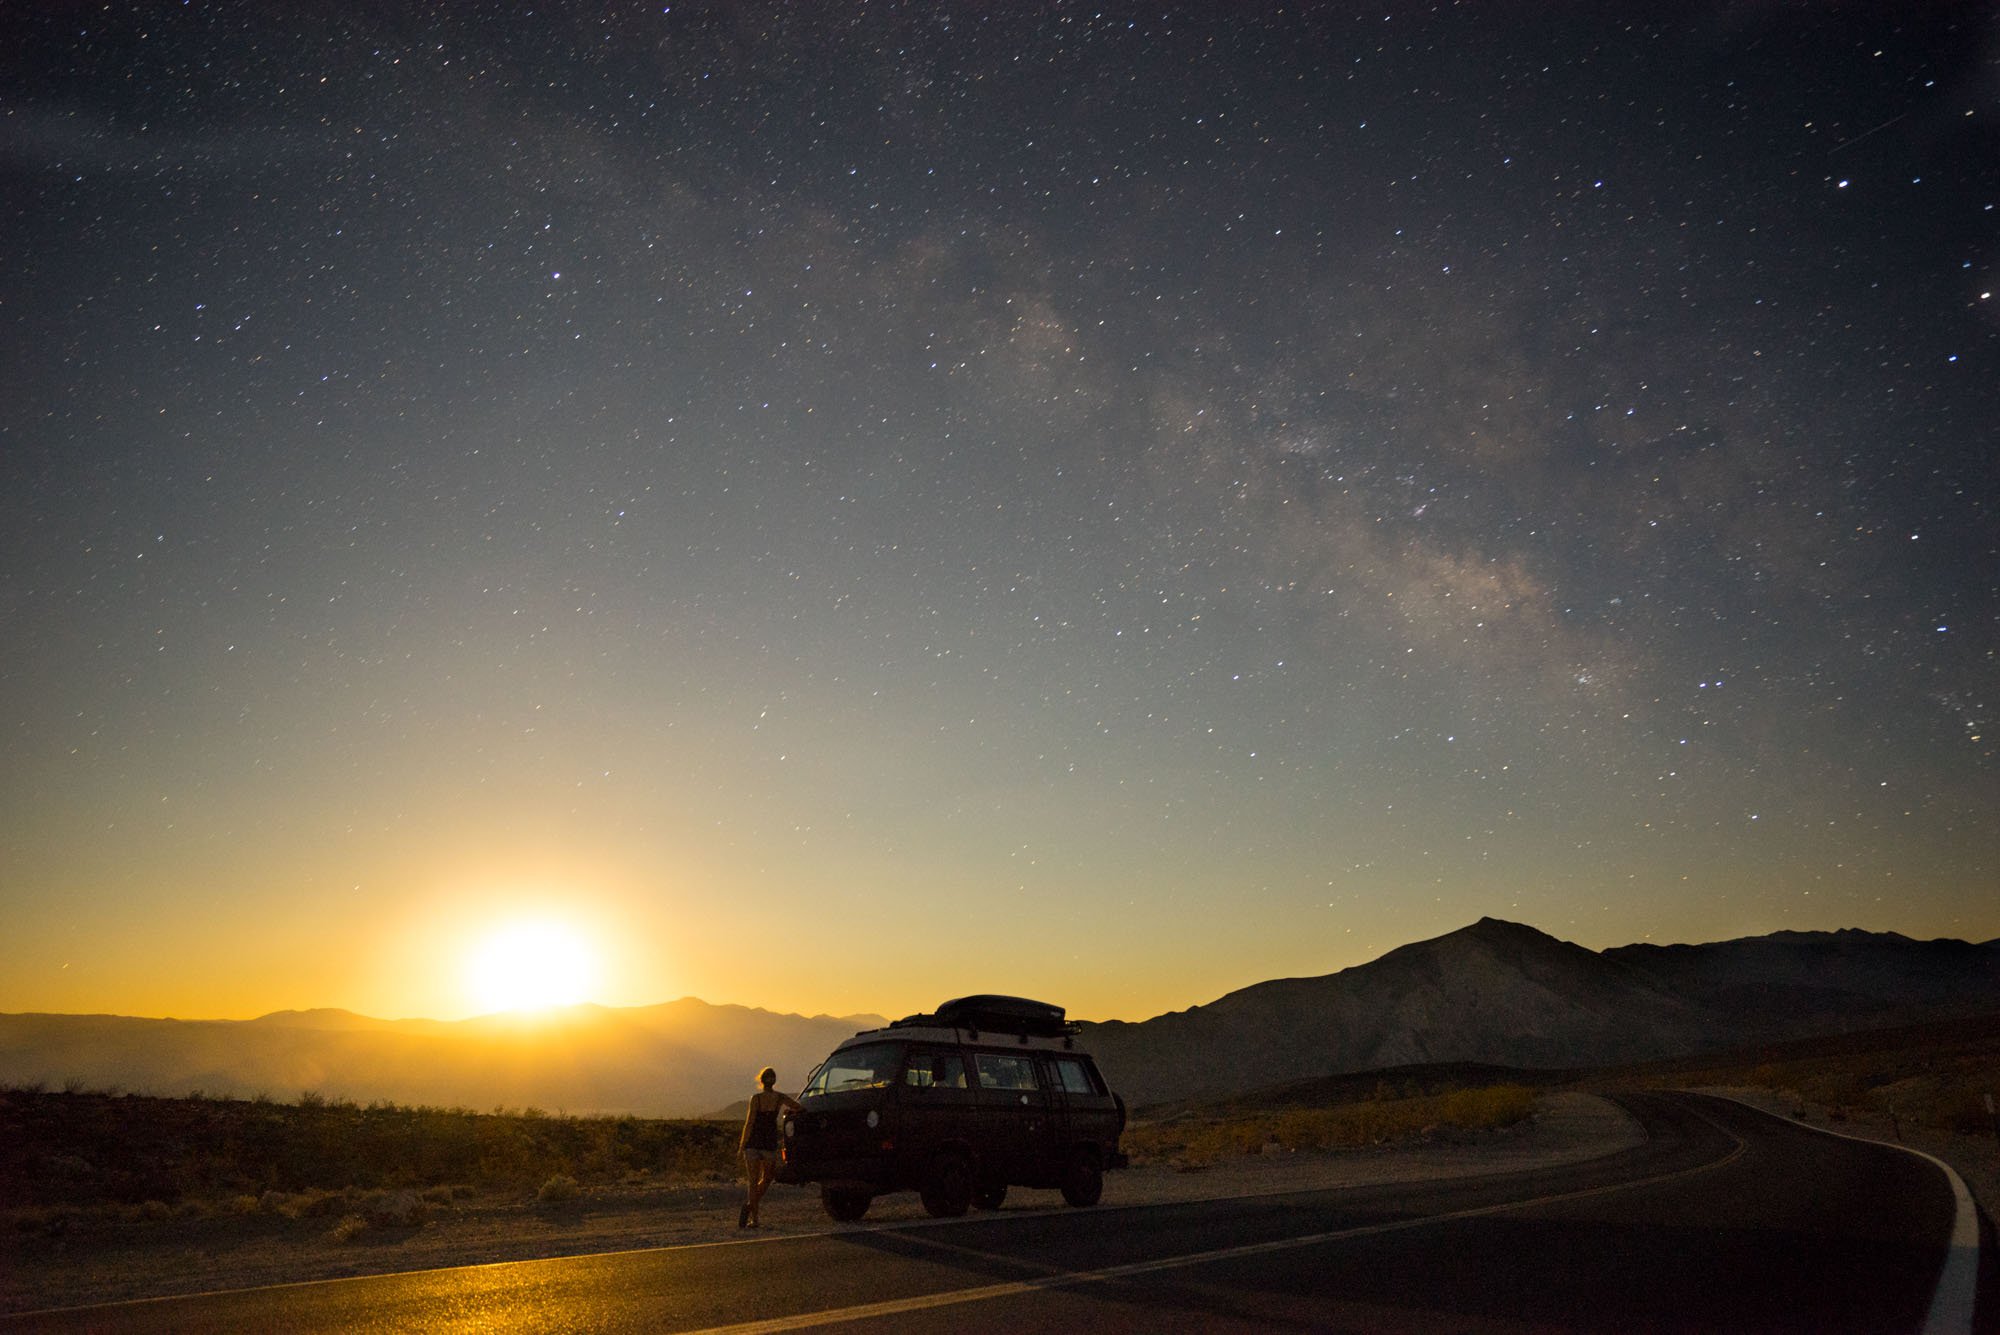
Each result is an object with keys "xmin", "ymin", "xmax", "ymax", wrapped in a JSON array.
[
  {"xmin": 973, "ymin": 1184, "xmax": 1007, "ymax": 1210},
  {"xmin": 920, "ymin": 1153, "xmax": 973, "ymax": 1217},
  {"xmin": 821, "ymin": 1186, "xmax": 871, "ymax": 1222},
  {"xmin": 1060, "ymin": 1150, "xmax": 1103, "ymax": 1208}
]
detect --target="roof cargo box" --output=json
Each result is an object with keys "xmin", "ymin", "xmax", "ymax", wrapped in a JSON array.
[{"xmin": 933, "ymin": 995, "xmax": 1071, "ymax": 1037}]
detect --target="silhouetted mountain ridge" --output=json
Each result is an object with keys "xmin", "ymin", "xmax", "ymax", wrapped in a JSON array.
[
  {"xmin": 4, "ymin": 920, "xmax": 1993, "ymax": 1114},
  {"xmin": 1080, "ymin": 919, "xmax": 2000, "ymax": 1105},
  {"xmin": 0, "ymin": 999, "xmax": 885, "ymax": 1118}
]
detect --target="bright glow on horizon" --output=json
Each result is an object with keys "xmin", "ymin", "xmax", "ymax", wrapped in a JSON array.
[{"xmin": 463, "ymin": 919, "xmax": 599, "ymax": 1014}]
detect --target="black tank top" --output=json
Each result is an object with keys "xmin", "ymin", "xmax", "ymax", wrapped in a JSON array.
[{"xmin": 746, "ymin": 1104, "xmax": 780, "ymax": 1151}]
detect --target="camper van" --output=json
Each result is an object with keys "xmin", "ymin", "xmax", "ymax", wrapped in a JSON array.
[{"xmin": 779, "ymin": 995, "xmax": 1126, "ymax": 1221}]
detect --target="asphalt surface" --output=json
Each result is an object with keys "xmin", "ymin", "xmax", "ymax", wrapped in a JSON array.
[{"xmin": 5, "ymin": 1092, "xmax": 1989, "ymax": 1334}]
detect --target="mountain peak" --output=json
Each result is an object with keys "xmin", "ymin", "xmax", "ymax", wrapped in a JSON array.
[
  {"xmin": 1464, "ymin": 915, "xmax": 1547, "ymax": 937},
  {"xmin": 247, "ymin": 1008, "xmax": 374, "ymax": 1029},
  {"xmin": 1422, "ymin": 916, "xmax": 1573, "ymax": 957}
]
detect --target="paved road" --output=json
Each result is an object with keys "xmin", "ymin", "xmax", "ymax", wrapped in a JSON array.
[{"xmin": 5, "ymin": 1093, "xmax": 1988, "ymax": 1333}]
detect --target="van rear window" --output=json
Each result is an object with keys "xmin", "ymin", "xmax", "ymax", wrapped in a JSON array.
[
  {"xmin": 1051, "ymin": 1057, "xmax": 1102, "ymax": 1095},
  {"xmin": 803, "ymin": 1042, "xmax": 903, "ymax": 1095}
]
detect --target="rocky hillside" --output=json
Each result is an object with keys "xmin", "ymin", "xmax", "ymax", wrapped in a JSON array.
[{"xmin": 1083, "ymin": 918, "xmax": 2000, "ymax": 1107}]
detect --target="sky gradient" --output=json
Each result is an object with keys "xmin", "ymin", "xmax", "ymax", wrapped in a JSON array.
[{"xmin": 4, "ymin": 2, "xmax": 1996, "ymax": 1025}]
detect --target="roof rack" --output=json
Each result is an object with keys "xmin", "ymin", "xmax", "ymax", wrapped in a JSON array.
[{"xmin": 889, "ymin": 994, "xmax": 1075, "ymax": 1039}]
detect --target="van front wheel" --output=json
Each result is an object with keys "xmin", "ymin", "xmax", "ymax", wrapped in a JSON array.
[
  {"xmin": 1060, "ymin": 1151, "xmax": 1103, "ymax": 1208},
  {"xmin": 920, "ymin": 1153, "xmax": 973, "ymax": 1217}
]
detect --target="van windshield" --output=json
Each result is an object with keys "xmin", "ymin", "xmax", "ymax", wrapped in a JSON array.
[{"xmin": 802, "ymin": 1042, "xmax": 903, "ymax": 1095}]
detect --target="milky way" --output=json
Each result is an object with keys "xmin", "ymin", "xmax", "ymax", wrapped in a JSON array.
[{"xmin": 3, "ymin": 3, "xmax": 1995, "ymax": 1021}]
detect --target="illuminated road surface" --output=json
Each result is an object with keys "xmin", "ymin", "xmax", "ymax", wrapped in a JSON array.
[{"xmin": 4, "ymin": 1094, "xmax": 1987, "ymax": 1333}]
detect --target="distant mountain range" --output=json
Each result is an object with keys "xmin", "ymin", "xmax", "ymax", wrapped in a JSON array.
[
  {"xmin": 1082, "ymin": 918, "xmax": 2000, "ymax": 1106},
  {"xmin": 3, "ymin": 919, "xmax": 1994, "ymax": 1116},
  {"xmin": 0, "ymin": 1000, "xmax": 884, "ymax": 1119}
]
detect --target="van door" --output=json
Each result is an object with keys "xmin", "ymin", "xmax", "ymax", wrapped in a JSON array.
[
  {"xmin": 970, "ymin": 1050, "xmax": 1044, "ymax": 1183},
  {"xmin": 898, "ymin": 1048, "xmax": 972, "ymax": 1179}
]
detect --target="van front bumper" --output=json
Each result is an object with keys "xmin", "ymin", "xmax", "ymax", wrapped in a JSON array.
[{"xmin": 778, "ymin": 1152, "xmax": 893, "ymax": 1190}]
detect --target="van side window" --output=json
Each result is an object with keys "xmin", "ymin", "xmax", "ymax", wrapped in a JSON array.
[
  {"xmin": 1051, "ymin": 1057, "xmax": 1101, "ymax": 1095},
  {"xmin": 904, "ymin": 1052, "xmax": 967, "ymax": 1089},
  {"xmin": 974, "ymin": 1053, "xmax": 1039, "ymax": 1091}
]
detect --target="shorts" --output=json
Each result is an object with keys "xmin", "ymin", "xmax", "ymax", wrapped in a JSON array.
[{"xmin": 742, "ymin": 1148, "xmax": 779, "ymax": 1164}]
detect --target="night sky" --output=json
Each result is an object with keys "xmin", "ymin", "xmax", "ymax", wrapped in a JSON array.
[{"xmin": 4, "ymin": 3, "xmax": 1996, "ymax": 1025}]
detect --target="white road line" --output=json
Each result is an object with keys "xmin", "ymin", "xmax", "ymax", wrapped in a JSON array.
[
  {"xmin": 878, "ymin": 1227, "xmax": 1075, "ymax": 1277},
  {"xmin": 681, "ymin": 1132, "xmax": 1747, "ymax": 1335},
  {"xmin": 1704, "ymin": 1094, "xmax": 1981, "ymax": 1335}
]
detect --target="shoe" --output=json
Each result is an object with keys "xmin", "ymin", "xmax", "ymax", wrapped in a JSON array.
[{"xmin": 737, "ymin": 1204, "xmax": 750, "ymax": 1229}]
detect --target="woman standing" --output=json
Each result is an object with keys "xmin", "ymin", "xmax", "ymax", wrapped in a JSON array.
[{"xmin": 739, "ymin": 1067, "xmax": 800, "ymax": 1228}]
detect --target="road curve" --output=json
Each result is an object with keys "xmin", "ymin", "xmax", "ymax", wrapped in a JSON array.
[{"xmin": 3, "ymin": 1092, "xmax": 1987, "ymax": 1334}]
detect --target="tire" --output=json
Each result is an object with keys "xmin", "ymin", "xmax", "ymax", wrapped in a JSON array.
[
  {"xmin": 820, "ymin": 1186, "xmax": 871, "ymax": 1222},
  {"xmin": 973, "ymin": 1184, "xmax": 1008, "ymax": 1211},
  {"xmin": 920, "ymin": 1153, "xmax": 974, "ymax": 1218},
  {"xmin": 1060, "ymin": 1150, "xmax": 1103, "ymax": 1208}
]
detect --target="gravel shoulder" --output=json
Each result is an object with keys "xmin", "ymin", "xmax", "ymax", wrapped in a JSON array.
[{"xmin": 1, "ymin": 1092, "xmax": 1640, "ymax": 1315}]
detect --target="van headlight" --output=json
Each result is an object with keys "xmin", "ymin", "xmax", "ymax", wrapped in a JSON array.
[{"xmin": 866, "ymin": 1110, "xmax": 880, "ymax": 1128}]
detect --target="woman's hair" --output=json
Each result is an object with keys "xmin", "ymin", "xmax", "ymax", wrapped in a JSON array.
[{"xmin": 758, "ymin": 1067, "xmax": 777, "ymax": 1088}]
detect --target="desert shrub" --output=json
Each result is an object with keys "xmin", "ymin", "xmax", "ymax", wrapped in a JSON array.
[
  {"xmin": 536, "ymin": 1174, "xmax": 580, "ymax": 1205},
  {"xmin": 0, "ymin": 1087, "xmax": 743, "ymax": 1212},
  {"xmin": 360, "ymin": 1189, "xmax": 429, "ymax": 1228},
  {"xmin": 288, "ymin": 1189, "xmax": 346, "ymax": 1219},
  {"xmin": 1124, "ymin": 1084, "xmax": 1539, "ymax": 1166},
  {"xmin": 39, "ymin": 1152, "xmax": 97, "ymax": 1187},
  {"xmin": 252, "ymin": 1190, "xmax": 315, "ymax": 1219},
  {"xmin": 1803, "ymin": 1072, "xmax": 1874, "ymax": 1110},
  {"xmin": 328, "ymin": 1214, "xmax": 368, "ymax": 1243},
  {"xmin": 137, "ymin": 1199, "xmax": 172, "ymax": 1221},
  {"xmin": 11, "ymin": 1205, "xmax": 86, "ymax": 1237},
  {"xmin": 1128, "ymin": 1121, "xmax": 1256, "ymax": 1167},
  {"xmin": 1434, "ymin": 1084, "xmax": 1538, "ymax": 1129},
  {"xmin": 1933, "ymin": 1087, "xmax": 1998, "ymax": 1136}
]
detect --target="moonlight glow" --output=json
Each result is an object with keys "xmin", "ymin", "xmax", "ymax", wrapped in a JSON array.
[{"xmin": 464, "ymin": 921, "xmax": 598, "ymax": 1015}]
